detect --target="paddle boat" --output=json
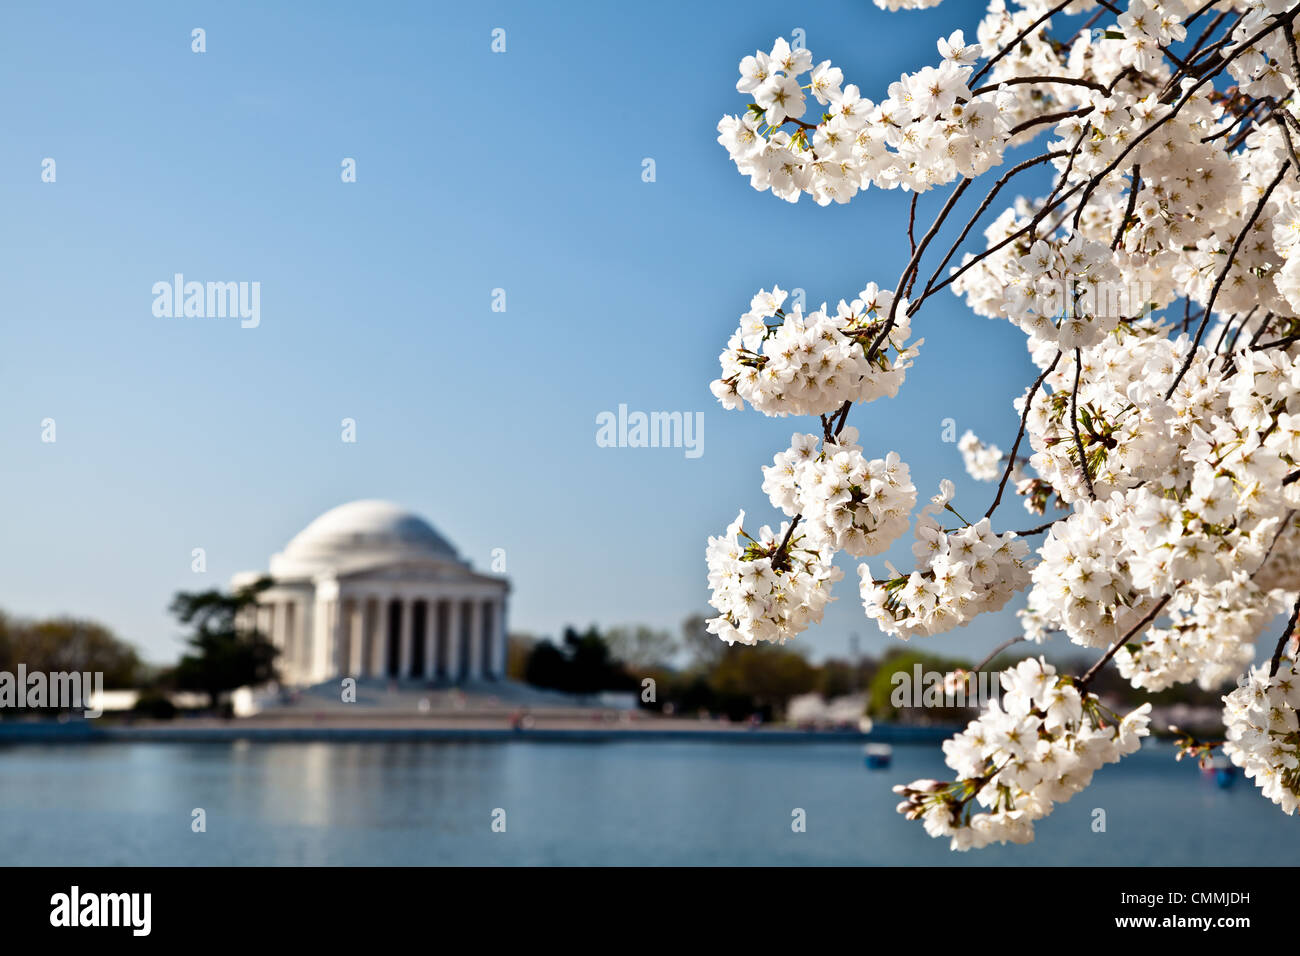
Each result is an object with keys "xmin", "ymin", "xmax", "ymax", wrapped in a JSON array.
[
  {"xmin": 1211, "ymin": 755, "xmax": 1237, "ymax": 789},
  {"xmin": 864, "ymin": 743, "xmax": 893, "ymax": 769}
]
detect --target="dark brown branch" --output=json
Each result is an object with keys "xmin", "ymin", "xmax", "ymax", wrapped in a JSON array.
[
  {"xmin": 970, "ymin": 0, "xmax": 1076, "ymax": 88},
  {"xmin": 1078, "ymin": 594, "xmax": 1172, "ymax": 690},
  {"xmin": 985, "ymin": 351, "xmax": 1062, "ymax": 519},
  {"xmin": 1269, "ymin": 591, "xmax": 1300, "ymax": 677},
  {"xmin": 1254, "ymin": 332, "xmax": 1300, "ymax": 351},
  {"xmin": 1070, "ymin": 348, "xmax": 1097, "ymax": 499},
  {"xmin": 1286, "ymin": 17, "xmax": 1300, "ymax": 87},
  {"xmin": 1276, "ymin": 113, "xmax": 1300, "ymax": 175},
  {"xmin": 1165, "ymin": 161, "xmax": 1291, "ymax": 399},
  {"xmin": 1006, "ymin": 107, "xmax": 1092, "ymax": 139},
  {"xmin": 1111, "ymin": 164, "xmax": 1141, "ymax": 252},
  {"xmin": 915, "ymin": 151, "xmax": 1065, "ymax": 305},
  {"xmin": 1184, "ymin": 0, "xmax": 1222, "ymax": 30},
  {"xmin": 969, "ymin": 75, "xmax": 1111, "ymax": 97},
  {"xmin": 924, "ymin": 176, "xmax": 1087, "ymax": 302},
  {"xmin": 908, "ymin": 192, "xmax": 918, "ymax": 256},
  {"xmin": 773, "ymin": 515, "xmax": 801, "ymax": 567},
  {"xmin": 973, "ymin": 635, "xmax": 1027, "ymax": 673},
  {"xmin": 1013, "ymin": 518, "xmax": 1064, "ymax": 536}
]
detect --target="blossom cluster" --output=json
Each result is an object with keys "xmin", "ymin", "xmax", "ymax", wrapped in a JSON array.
[
  {"xmin": 859, "ymin": 480, "xmax": 1031, "ymax": 638},
  {"xmin": 1222, "ymin": 660, "xmax": 1300, "ymax": 814},
  {"xmin": 958, "ymin": 429, "xmax": 1003, "ymax": 482},
  {"xmin": 761, "ymin": 427, "xmax": 917, "ymax": 556},
  {"xmin": 1021, "ymin": 342, "xmax": 1300, "ymax": 657},
  {"xmin": 1115, "ymin": 579, "xmax": 1279, "ymax": 691},
  {"xmin": 705, "ymin": 510, "xmax": 842, "ymax": 646},
  {"xmin": 717, "ymin": 33, "xmax": 1009, "ymax": 202},
  {"xmin": 710, "ymin": 284, "xmax": 920, "ymax": 417},
  {"xmin": 1000, "ymin": 236, "xmax": 1125, "ymax": 349},
  {"xmin": 708, "ymin": 0, "xmax": 1300, "ymax": 843},
  {"xmin": 893, "ymin": 658, "xmax": 1152, "ymax": 850},
  {"xmin": 1019, "ymin": 331, "xmax": 1177, "ymax": 504}
]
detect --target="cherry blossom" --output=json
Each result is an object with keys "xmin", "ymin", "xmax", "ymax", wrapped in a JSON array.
[{"xmin": 707, "ymin": 0, "xmax": 1300, "ymax": 845}]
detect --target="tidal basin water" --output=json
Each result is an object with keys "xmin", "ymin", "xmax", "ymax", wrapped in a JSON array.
[{"xmin": 0, "ymin": 739, "xmax": 1293, "ymax": 865}]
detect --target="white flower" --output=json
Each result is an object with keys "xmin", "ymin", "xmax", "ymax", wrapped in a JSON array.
[
  {"xmin": 938, "ymin": 30, "xmax": 979, "ymax": 66},
  {"xmin": 705, "ymin": 511, "xmax": 843, "ymax": 647},
  {"xmin": 711, "ymin": 284, "xmax": 920, "ymax": 417},
  {"xmin": 1223, "ymin": 661, "xmax": 1300, "ymax": 814},
  {"xmin": 810, "ymin": 60, "xmax": 844, "ymax": 105},
  {"xmin": 895, "ymin": 659, "xmax": 1151, "ymax": 849},
  {"xmin": 958, "ymin": 430, "xmax": 1003, "ymax": 481},
  {"xmin": 755, "ymin": 73, "xmax": 806, "ymax": 127}
]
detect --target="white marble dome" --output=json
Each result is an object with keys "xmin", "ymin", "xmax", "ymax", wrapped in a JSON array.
[
  {"xmin": 270, "ymin": 500, "xmax": 460, "ymax": 578},
  {"xmin": 237, "ymin": 499, "xmax": 509, "ymax": 687}
]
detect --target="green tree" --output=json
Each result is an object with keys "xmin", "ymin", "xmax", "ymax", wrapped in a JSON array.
[
  {"xmin": 817, "ymin": 657, "xmax": 864, "ymax": 698},
  {"xmin": 680, "ymin": 613, "xmax": 726, "ymax": 671},
  {"xmin": 709, "ymin": 643, "xmax": 818, "ymax": 718},
  {"xmin": 523, "ymin": 639, "xmax": 569, "ymax": 690},
  {"xmin": 0, "ymin": 610, "xmax": 144, "ymax": 688},
  {"xmin": 168, "ymin": 577, "xmax": 278, "ymax": 710},
  {"xmin": 562, "ymin": 626, "xmax": 637, "ymax": 693},
  {"xmin": 521, "ymin": 626, "xmax": 638, "ymax": 695},
  {"xmin": 604, "ymin": 624, "xmax": 679, "ymax": 670},
  {"xmin": 866, "ymin": 649, "xmax": 978, "ymax": 724}
]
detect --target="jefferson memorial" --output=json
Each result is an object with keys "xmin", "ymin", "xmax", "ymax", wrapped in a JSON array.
[{"xmin": 232, "ymin": 500, "xmax": 510, "ymax": 687}]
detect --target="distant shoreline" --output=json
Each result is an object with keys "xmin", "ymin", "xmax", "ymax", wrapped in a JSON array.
[{"xmin": 0, "ymin": 719, "xmax": 960, "ymax": 745}]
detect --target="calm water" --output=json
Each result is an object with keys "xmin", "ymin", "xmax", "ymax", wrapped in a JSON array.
[{"xmin": 0, "ymin": 739, "xmax": 1293, "ymax": 865}]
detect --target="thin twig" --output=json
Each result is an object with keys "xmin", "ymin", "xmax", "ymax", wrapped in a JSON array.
[
  {"xmin": 1078, "ymin": 594, "xmax": 1172, "ymax": 690},
  {"xmin": 969, "ymin": 75, "xmax": 1112, "ymax": 97},
  {"xmin": 1269, "ymin": 591, "xmax": 1300, "ymax": 677},
  {"xmin": 1165, "ymin": 161, "xmax": 1291, "ymax": 399},
  {"xmin": 973, "ymin": 636, "xmax": 1027, "ymax": 673},
  {"xmin": 1012, "ymin": 518, "xmax": 1063, "ymax": 536},
  {"xmin": 970, "ymin": 0, "xmax": 1076, "ymax": 87},
  {"xmin": 1111, "ymin": 164, "xmax": 1141, "ymax": 252},
  {"xmin": 1070, "ymin": 348, "xmax": 1097, "ymax": 499},
  {"xmin": 908, "ymin": 192, "xmax": 918, "ymax": 257},
  {"xmin": 985, "ymin": 352, "xmax": 1062, "ymax": 519}
]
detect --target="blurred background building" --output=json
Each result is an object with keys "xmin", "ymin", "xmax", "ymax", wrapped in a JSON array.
[{"xmin": 233, "ymin": 500, "xmax": 509, "ymax": 685}]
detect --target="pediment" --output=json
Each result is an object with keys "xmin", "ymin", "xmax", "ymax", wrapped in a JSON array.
[{"xmin": 334, "ymin": 557, "xmax": 476, "ymax": 583}]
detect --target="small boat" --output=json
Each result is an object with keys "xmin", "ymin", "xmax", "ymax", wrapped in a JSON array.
[
  {"xmin": 1211, "ymin": 755, "xmax": 1236, "ymax": 789},
  {"xmin": 864, "ymin": 743, "xmax": 893, "ymax": 769}
]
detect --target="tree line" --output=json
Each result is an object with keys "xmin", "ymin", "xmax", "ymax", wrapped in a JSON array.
[
  {"xmin": 1, "ymin": 584, "xmax": 1228, "ymax": 724},
  {"xmin": 511, "ymin": 617, "xmax": 1229, "ymax": 724}
]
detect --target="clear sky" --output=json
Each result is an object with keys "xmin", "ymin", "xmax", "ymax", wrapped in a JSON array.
[{"xmin": 1, "ymin": 0, "xmax": 1061, "ymax": 666}]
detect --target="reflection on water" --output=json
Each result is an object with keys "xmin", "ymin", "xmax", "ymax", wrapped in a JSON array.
[{"xmin": 0, "ymin": 739, "xmax": 1289, "ymax": 865}]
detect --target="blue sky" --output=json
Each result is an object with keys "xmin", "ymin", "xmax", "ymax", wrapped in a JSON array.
[{"xmin": 0, "ymin": 0, "xmax": 1066, "ymax": 666}]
